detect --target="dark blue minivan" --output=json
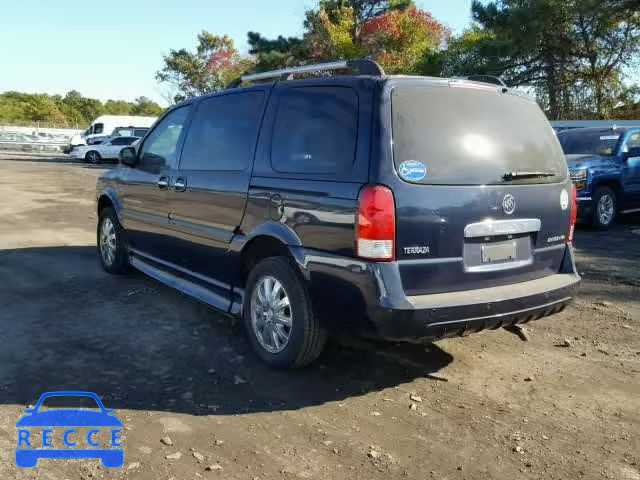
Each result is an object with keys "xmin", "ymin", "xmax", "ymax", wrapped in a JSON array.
[{"xmin": 96, "ymin": 60, "xmax": 581, "ymax": 368}]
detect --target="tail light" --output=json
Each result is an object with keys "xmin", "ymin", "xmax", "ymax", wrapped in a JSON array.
[
  {"xmin": 568, "ymin": 184, "xmax": 577, "ymax": 245},
  {"xmin": 356, "ymin": 185, "xmax": 396, "ymax": 261}
]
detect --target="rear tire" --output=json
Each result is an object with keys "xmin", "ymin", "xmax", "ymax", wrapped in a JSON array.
[
  {"xmin": 85, "ymin": 151, "xmax": 101, "ymax": 164},
  {"xmin": 591, "ymin": 186, "xmax": 616, "ymax": 230},
  {"xmin": 243, "ymin": 257, "xmax": 326, "ymax": 369},
  {"xmin": 97, "ymin": 207, "xmax": 129, "ymax": 274}
]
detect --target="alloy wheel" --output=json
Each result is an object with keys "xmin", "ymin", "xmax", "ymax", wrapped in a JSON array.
[
  {"xmin": 250, "ymin": 276, "xmax": 293, "ymax": 354},
  {"xmin": 597, "ymin": 193, "xmax": 614, "ymax": 225},
  {"xmin": 99, "ymin": 218, "xmax": 117, "ymax": 266}
]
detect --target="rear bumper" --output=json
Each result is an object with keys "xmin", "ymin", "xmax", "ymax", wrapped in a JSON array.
[
  {"xmin": 365, "ymin": 272, "xmax": 579, "ymax": 341},
  {"xmin": 291, "ymin": 245, "xmax": 580, "ymax": 341}
]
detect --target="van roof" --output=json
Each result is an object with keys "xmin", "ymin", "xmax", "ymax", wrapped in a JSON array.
[
  {"xmin": 170, "ymin": 59, "xmax": 523, "ymax": 107},
  {"xmin": 174, "ymin": 73, "xmax": 533, "ymax": 108}
]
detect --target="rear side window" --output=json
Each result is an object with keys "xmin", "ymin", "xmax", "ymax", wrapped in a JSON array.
[
  {"xmin": 93, "ymin": 123, "xmax": 104, "ymax": 134},
  {"xmin": 180, "ymin": 91, "xmax": 265, "ymax": 171},
  {"xmin": 271, "ymin": 87, "xmax": 358, "ymax": 174}
]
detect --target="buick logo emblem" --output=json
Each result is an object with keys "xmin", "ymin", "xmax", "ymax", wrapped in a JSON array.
[{"xmin": 502, "ymin": 194, "xmax": 516, "ymax": 215}]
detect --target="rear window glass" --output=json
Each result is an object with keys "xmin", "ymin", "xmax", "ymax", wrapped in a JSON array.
[
  {"xmin": 557, "ymin": 130, "xmax": 621, "ymax": 156},
  {"xmin": 391, "ymin": 85, "xmax": 567, "ymax": 185},
  {"xmin": 271, "ymin": 87, "xmax": 358, "ymax": 174}
]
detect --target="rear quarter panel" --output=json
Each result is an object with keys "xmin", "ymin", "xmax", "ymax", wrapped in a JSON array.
[{"xmin": 240, "ymin": 77, "xmax": 376, "ymax": 256}]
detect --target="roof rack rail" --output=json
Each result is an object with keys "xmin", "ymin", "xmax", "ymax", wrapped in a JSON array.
[
  {"xmin": 462, "ymin": 75, "xmax": 508, "ymax": 88},
  {"xmin": 231, "ymin": 59, "xmax": 385, "ymax": 87}
]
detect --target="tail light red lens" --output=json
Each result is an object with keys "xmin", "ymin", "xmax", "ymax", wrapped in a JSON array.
[
  {"xmin": 356, "ymin": 185, "xmax": 396, "ymax": 261},
  {"xmin": 568, "ymin": 185, "xmax": 577, "ymax": 245}
]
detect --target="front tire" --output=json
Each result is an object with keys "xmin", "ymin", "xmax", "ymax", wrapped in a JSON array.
[
  {"xmin": 85, "ymin": 151, "xmax": 101, "ymax": 164},
  {"xmin": 97, "ymin": 207, "xmax": 129, "ymax": 274},
  {"xmin": 243, "ymin": 257, "xmax": 326, "ymax": 369},
  {"xmin": 591, "ymin": 186, "xmax": 616, "ymax": 229}
]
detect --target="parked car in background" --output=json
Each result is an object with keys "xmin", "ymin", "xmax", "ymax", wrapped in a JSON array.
[
  {"xmin": 96, "ymin": 60, "xmax": 580, "ymax": 369},
  {"xmin": 112, "ymin": 126, "xmax": 150, "ymax": 138},
  {"xmin": 551, "ymin": 120, "xmax": 640, "ymax": 130},
  {"xmin": 71, "ymin": 136, "xmax": 139, "ymax": 164},
  {"xmin": 69, "ymin": 115, "xmax": 157, "ymax": 147},
  {"xmin": 558, "ymin": 126, "xmax": 640, "ymax": 229}
]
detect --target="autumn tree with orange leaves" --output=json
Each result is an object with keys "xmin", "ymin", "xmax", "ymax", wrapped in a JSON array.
[
  {"xmin": 157, "ymin": 2, "xmax": 449, "ymax": 100},
  {"xmin": 156, "ymin": 31, "xmax": 254, "ymax": 101},
  {"xmin": 359, "ymin": 6, "xmax": 450, "ymax": 73}
]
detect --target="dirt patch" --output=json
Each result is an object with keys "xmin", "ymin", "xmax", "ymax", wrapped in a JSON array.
[{"xmin": 0, "ymin": 153, "xmax": 638, "ymax": 479}]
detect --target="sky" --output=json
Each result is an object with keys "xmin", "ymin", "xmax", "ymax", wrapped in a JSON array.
[{"xmin": 0, "ymin": 0, "xmax": 477, "ymax": 105}]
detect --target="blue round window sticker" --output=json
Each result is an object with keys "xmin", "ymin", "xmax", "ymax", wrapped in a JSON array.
[{"xmin": 398, "ymin": 160, "xmax": 427, "ymax": 182}]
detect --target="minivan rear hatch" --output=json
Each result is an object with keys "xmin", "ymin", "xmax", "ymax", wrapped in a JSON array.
[{"xmin": 379, "ymin": 79, "xmax": 572, "ymax": 295}]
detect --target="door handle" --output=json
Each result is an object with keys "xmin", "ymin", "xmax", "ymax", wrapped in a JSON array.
[
  {"xmin": 173, "ymin": 177, "xmax": 187, "ymax": 192},
  {"xmin": 157, "ymin": 176, "xmax": 169, "ymax": 189}
]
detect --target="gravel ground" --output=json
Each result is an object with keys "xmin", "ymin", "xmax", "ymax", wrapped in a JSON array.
[{"xmin": 0, "ymin": 151, "xmax": 638, "ymax": 480}]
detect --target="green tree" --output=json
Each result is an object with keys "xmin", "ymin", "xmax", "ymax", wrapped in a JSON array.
[
  {"xmin": 0, "ymin": 91, "xmax": 164, "ymax": 127},
  {"xmin": 463, "ymin": 0, "xmax": 640, "ymax": 119},
  {"xmin": 247, "ymin": 32, "xmax": 308, "ymax": 72},
  {"xmin": 0, "ymin": 91, "xmax": 67, "ymax": 124},
  {"xmin": 156, "ymin": 31, "xmax": 254, "ymax": 101},
  {"xmin": 103, "ymin": 100, "xmax": 133, "ymax": 115},
  {"xmin": 614, "ymin": 84, "xmax": 640, "ymax": 119},
  {"xmin": 131, "ymin": 96, "xmax": 164, "ymax": 116},
  {"xmin": 60, "ymin": 90, "xmax": 103, "ymax": 124},
  {"xmin": 571, "ymin": 0, "xmax": 640, "ymax": 117},
  {"xmin": 305, "ymin": 5, "xmax": 363, "ymax": 61},
  {"xmin": 429, "ymin": 25, "xmax": 497, "ymax": 77}
]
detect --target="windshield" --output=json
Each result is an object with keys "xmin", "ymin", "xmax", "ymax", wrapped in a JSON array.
[
  {"xmin": 391, "ymin": 84, "xmax": 567, "ymax": 185},
  {"xmin": 557, "ymin": 130, "xmax": 620, "ymax": 156}
]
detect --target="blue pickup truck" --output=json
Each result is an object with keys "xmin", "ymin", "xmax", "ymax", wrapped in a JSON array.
[{"xmin": 557, "ymin": 126, "xmax": 640, "ymax": 229}]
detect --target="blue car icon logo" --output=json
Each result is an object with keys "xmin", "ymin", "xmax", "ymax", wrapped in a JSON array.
[{"xmin": 15, "ymin": 391, "xmax": 123, "ymax": 468}]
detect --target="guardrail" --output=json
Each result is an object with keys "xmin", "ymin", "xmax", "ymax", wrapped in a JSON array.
[{"xmin": 0, "ymin": 140, "xmax": 67, "ymax": 153}]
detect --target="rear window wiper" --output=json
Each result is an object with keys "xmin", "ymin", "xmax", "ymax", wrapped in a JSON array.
[{"xmin": 502, "ymin": 170, "xmax": 557, "ymax": 181}]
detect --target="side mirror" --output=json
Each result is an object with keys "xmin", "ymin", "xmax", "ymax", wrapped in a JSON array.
[
  {"xmin": 625, "ymin": 146, "xmax": 640, "ymax": 159},
  {"xmin": 119, "ymin": 147, "xmax": 138, "ymax": 167}
]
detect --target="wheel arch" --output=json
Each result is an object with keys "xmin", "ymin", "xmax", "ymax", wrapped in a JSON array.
[
  {"xmin": 238, "ymin": 222, "xmax": 304, "ymax": 284},
  {"xmin": 593, "ymin": 179, "xmax": 622, "ymax": 206},
  {"xmin": 240, "ymin": 235, "xmax": 297, "ymax": 286},
  {"xmin": 97, "ymin": 189, "xmax": 123, "ymax": 219}
]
